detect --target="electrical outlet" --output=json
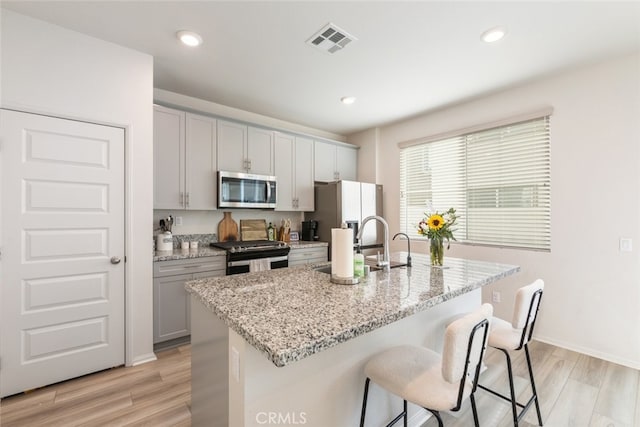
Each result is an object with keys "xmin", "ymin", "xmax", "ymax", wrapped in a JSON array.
[
  {"xmin": 620, "ymin": 237, "xmax": 632, "ymax": 252},
  {"xmin": 492, "ymin": 291, "xmax": 501, "ymax": 303},
  {"xmin": 175, "ymin": 216, "xmax": 183, "ymax": 226}
]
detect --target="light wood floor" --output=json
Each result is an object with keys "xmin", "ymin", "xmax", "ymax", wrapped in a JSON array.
[{"xmin": 0, "ymin": 341, "xmax": 638, "ymax": 426}]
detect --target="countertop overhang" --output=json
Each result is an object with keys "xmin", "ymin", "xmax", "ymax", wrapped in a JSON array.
[{"xmin": 185, "ymin": 253, "xmax": 519, "ymax": 367}]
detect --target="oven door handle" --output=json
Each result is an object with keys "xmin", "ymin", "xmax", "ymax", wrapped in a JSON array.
[
  {"xmin": 228, "ymin": 255, "xmax": 288, "ymax": 267},
  {"xmin": 266, "ymin": 181, "xmax": 272, "ymax": 203}
]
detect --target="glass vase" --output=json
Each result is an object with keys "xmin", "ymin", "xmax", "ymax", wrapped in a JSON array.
[{"xmin": 430, "ymin": 238, "xmax": 444, "ymax": 267}]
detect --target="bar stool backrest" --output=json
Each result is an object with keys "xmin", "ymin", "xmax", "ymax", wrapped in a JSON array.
[
  {"xmin": 512, "ymin": 279, "xmax": 544, "ymax": 350},
  {"xmin": 442, "ymin": 303, "xmax": 493, "ymax": 411}
]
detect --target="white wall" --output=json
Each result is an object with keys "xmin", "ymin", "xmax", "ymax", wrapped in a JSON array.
[
  {"xmin": 348, "ymin": 127, "xmax": 378, "ymax": 184},
  {"xmin": 1, "ymin": 10, "xmax": 155, "ymax": 366},
  {"xmin": 350, "ymin": 53, "xmax": 640, "ymax": 369}
]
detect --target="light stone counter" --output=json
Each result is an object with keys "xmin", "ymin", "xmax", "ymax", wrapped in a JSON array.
[
  {"xmin": 186, "ymin": 252, "xmax": 519, "ymax": 367},
  {"xmin": 188, "ymin": 252, "xmax": 519, "ymax": 426},
  {"xmin": 153, "ymin": 246, "xmax": 226, "ymax": 262}
]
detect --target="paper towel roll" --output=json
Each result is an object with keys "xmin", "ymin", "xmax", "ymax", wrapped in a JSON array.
[{"xmin": 331, "ymin": 228, "xmax": 354, "ymax": 278}]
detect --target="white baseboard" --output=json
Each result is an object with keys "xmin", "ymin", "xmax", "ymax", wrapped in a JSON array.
[
  {"xmin": 129, "ymin": 352, "xmax": 158, "ymax": 367},
  {"xmin": 534, "ymin": 335, "xmax": 640, "ymax": 370}
]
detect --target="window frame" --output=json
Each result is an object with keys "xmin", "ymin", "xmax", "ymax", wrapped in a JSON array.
[{"xmin": 399, "ymin": 111, "xmax": 551, "ymax": 251}]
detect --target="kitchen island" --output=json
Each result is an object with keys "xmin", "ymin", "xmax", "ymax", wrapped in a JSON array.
[{"xmin": 186, "ymin": 253, "xmax": 519, "ymax": 427}]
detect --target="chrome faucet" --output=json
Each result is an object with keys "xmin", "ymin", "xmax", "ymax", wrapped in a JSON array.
[
  {"xmin": 392, "ymin": 232, "xmax": 412, "ymax": 267},
  {"xmin": 356, "ymin": 215, "xmax": 390, "ymax": 271}
]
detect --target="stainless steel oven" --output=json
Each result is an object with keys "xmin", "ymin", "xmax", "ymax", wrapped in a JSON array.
[
  {"xmin": 210, "ymin": 240, "xmax": 290, "ymax": 275},
  {"xmin": 218, "ymin": 171, "xmax": 277, "ymax": 209}
]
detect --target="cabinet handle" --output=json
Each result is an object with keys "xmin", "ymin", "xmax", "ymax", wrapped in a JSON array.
[
  {"xmin": 186, "ymin": 192, "xmax": 190, "ymax": 207},
  {"xmin": 248, "ymin": 159, "xmax": 252, "ymax": 170},
  {"xmin": 180, "ymin": 192, "xmax": 184, "ymax": 206}
]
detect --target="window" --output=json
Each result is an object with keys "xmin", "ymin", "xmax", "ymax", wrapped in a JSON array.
[{"xmin": 400, "ymin": 115, "xmax": 550, "ymax": 250}]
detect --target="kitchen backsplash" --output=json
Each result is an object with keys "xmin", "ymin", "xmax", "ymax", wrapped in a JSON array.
[{"xmin": 153, "ymin": 209, "xmax": 304, "ymax": 236}]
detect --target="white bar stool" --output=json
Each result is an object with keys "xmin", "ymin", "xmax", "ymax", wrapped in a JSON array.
[
  {"xmin": 359, "ymin": 303, "xmax": 493, "ymax": 427},
  {"xmin": 478, "ymin": 279, "xmax": 544, "ymax": 426}
]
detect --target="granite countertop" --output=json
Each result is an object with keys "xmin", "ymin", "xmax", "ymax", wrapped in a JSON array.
[
  {"xmin": 154, "ymin": 246, "xmax": 226, "ymax": 262},
  {"xmin": 186, "ymin": 252, "xmax": 519, "ymax": 367}
]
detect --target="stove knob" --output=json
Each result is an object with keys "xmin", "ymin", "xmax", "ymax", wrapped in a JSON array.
[{"xmin": 230, "ymin": 247, "xmax": 236, "ymax": 253}]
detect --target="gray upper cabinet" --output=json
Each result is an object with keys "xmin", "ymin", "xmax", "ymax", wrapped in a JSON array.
[
  {"xmin": 216, "ymin": 119, "xmax": 246, "ymax": 173},
  {"xmin": 154, "ymin": 105, "xmax": 184, "ymax": 209},
  {"xmin": 314, "ymin": 140, "xmax": 358, "ymax": 182},
  {"xmin": 217, "ymin": 120, "xmax": 274, "ymax": 175},
  {"xmin": 185, "ymin": 113, "xmax": 218, "ymax": 210},
  {"xmin": 155, "ymin": 106, "xmax": 356, "ymax": 212},
  {"xmin": 274, "ymin": 134, "xmax": 314, "ymax": 211},
  {"xmin": 153, "ymin": 105, "xmax": 217, "ymax": 210}
]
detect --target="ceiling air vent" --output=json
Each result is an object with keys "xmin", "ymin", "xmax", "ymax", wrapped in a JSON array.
[{"xmin": 307, "ymin": 23, "xmax": 357, "ymax": 54}]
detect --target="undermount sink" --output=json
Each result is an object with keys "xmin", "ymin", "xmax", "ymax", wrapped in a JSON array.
[
  {"xmin": 314, "ymin": 261, "xmax": 406, "ymax": 275},
  {"xmin": 365, "ymin": 259, "xmax": 407, "ymax": 271},
  {"xmin": 314, "ymin": 265, "xmax": 333, "ymax": 274}
]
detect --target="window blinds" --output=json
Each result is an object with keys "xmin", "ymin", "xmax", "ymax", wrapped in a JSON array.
[{"xmin": 400, "ymin": 116, "xmax": 551, "ymax": 250}]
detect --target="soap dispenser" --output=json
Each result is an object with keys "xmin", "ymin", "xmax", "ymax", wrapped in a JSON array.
[{"xmin": 353, "ymin": 246, "xmax": 365, "ymax": 278}]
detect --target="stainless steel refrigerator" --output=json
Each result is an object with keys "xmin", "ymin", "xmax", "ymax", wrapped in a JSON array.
[{"xmin": 308, "ymin": 180, "xmax": 384, "ymax": 259}]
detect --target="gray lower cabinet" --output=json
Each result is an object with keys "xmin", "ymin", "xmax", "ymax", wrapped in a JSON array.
[
  {"xmin": 153, "ymin": 256, "xmax": 226, "ymax": 345},
  {"xmin": 288, "ymin": 246, "xmax": 328, "ymax": 266}
]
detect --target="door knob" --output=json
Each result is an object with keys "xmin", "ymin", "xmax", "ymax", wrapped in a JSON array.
[{"xmin": 110, "ymin": 256, "xmax": 121, "ymax": 264}]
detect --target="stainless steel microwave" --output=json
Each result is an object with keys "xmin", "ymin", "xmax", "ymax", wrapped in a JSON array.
[{"xmin": 218, "ymin": 171, "xmax": 277, "ymax": 209}]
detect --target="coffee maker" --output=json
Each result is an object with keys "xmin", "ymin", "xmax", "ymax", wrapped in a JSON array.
[{"xmin": 301, "ymin": 220, "xmax": 318, "ymax": 241}]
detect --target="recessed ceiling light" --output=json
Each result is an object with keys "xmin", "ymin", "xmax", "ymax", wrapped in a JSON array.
[
  {"xmin": 176, "ymin": 30, "xmax": 203, "ymax": 47},
  {"xmin": 341, "ymin": 96, "xmax": 356, "ymax": 105},
  {"xmin": 481, "ymin": 26, "xmax": 507, "ymax": 43}
]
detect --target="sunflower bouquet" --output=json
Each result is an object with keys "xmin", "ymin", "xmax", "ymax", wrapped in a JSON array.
[{"xmin": 417, "ymin": 208, "xmax": 458, "ymax": 266}]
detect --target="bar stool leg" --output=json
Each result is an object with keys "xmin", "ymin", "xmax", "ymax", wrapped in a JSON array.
[
  {"xmin": 426, "ymin": 409, "xmax": 444, "ymax": 427},
  {"xmin": 470, "ymin": 393, "xmax": 480, "ymax": 427},
  {"xmin": 403, "ymin": 399, "xmax": 408, "ymax": 427},
  {"xmin": 525, "ymin": 344, "xmax": 543, "ymax": 426},
  {"xmin": 500, "ymin": 348, "xmax": 519, "ymax": 426},
  {"xmin": 360, "ymin": 377, "xmax": 371, "ymax": 427}
]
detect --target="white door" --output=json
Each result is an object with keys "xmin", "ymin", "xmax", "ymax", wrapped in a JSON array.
[{"xmin": 0, "ymin": 110, "xmax": 125, "ymax": 398}]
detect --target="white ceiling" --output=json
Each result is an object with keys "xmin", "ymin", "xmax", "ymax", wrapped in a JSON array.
[{"xmin": 3, "ymin": 1, "xmax": 640, "ymax": 135}]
